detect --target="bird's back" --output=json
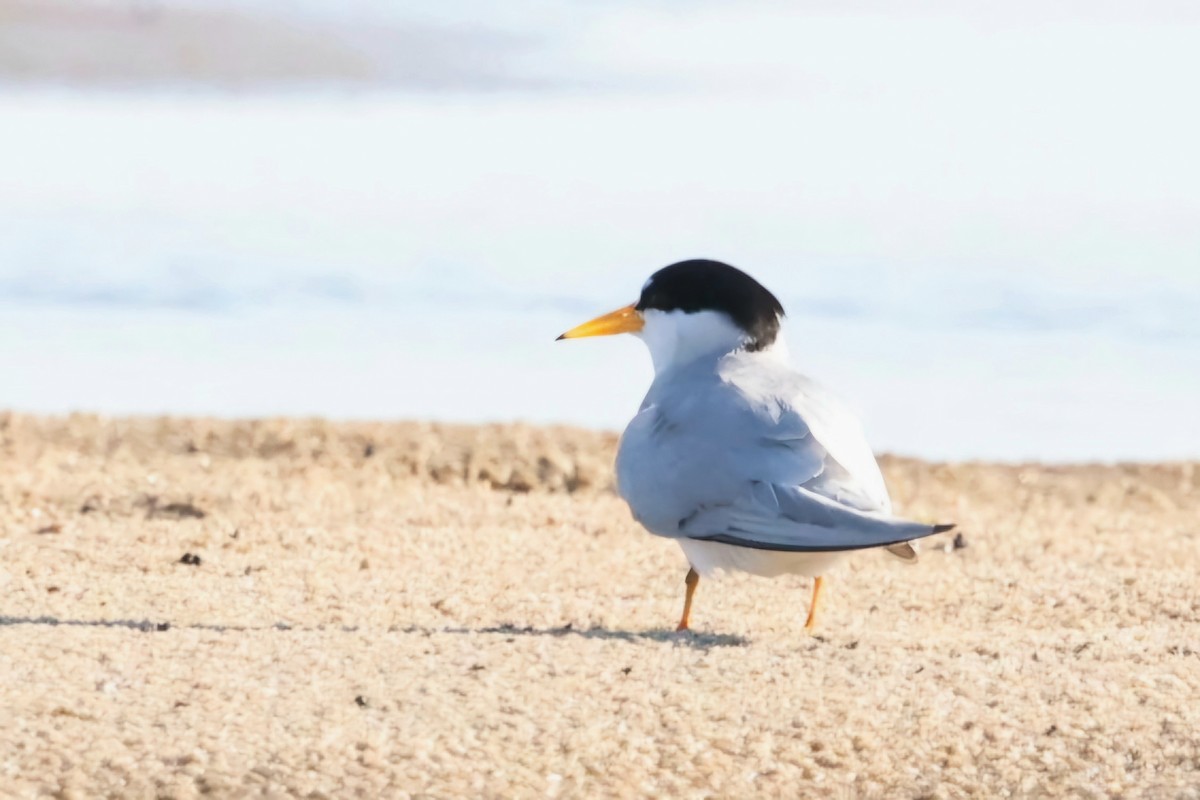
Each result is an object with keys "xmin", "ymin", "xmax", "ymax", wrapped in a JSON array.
[{"xmin": 616, "ymin": 349, "xmax": 893, "ymax": 540}]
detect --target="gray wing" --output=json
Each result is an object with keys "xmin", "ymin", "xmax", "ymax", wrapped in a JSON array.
[
  {"xmin": 718, "ymin": 354, "xmax": 892, "ymax": 514},
  {"xmin": 616, "ymin": 353, "xmax": 949, "ymax": 552},
  {"xmin": 680, "ymin": 480, "xmax": 950, "ymax": 552}
]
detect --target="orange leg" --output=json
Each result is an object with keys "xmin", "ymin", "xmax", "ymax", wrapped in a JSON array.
[
  {"xmin": 676, "ymin": 567, "xmax": 699, "ymax": 631},
  {"xmin": 804, "ymin": 575, "xmax": 825, "ymax": 632}
]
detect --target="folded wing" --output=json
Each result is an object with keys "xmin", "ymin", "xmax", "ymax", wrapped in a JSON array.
[{"xmin": 680, "ymin": 480, "xmax": 954, "ymax": 552}]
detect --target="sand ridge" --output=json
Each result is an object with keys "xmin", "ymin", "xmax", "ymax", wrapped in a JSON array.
[{"xmin": 1, "ymin": 413, "xmax": 1198, "ymax": 797}]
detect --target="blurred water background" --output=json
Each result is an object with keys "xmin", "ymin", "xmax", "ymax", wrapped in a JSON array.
[{"xmin": 2, "ymin": 1, "xmax": 1198, "ymax": 460}]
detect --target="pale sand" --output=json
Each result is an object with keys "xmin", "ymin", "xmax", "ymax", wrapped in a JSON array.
[{"xmin": 1, "ymin": 414, "xmax": 1198, "ymax": 798}]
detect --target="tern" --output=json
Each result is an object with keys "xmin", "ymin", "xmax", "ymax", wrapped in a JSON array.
[{"xmin": 558, "ymin": 259, "xmax": 953, "ymax": 632}]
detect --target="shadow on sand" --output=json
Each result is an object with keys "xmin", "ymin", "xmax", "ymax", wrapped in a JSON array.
[
  {"xmin": 0, "ymin": 616, "xmax": 748, "ymax": 649},
  {"xmin": 441, "ymin": 623, "xmax": 748, "ymax": 649}
]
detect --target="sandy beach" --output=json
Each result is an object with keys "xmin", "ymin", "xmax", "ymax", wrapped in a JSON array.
[
  {"xmin": 4, "ymin": 2, "xmax": 1198, "ymax": 797},
  {"xmin": 0, "ymin": 413, "xmax": 1196, "ymax": 797}
]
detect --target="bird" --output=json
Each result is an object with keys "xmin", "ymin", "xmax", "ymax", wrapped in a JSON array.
[{"xmin": 556, "ymin": 259, "xmax": 954, "ymax": 632}]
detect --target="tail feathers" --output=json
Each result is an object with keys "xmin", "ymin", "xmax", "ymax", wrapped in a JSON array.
[
  {"xmin": 885, "ymin": 541, "xmax": 919, "ymax": 562},
  {"xmin": 886, "ymin": 523, "xmax": 957, "ymax": 564}
]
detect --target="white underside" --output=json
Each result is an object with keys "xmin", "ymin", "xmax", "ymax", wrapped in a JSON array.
[{"xmin": 679, "ymin": 539, "xmax": 847, "ymax": 579}]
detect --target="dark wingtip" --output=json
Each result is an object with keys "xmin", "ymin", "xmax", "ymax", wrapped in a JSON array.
[{"xmin": 933, "ymin": 523, "xmax": 957, "ymax": 534}]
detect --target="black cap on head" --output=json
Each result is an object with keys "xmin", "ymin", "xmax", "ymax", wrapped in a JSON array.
[{"xmin": 635, "ymin": 259, "xmax": 785, "ymax": 351}]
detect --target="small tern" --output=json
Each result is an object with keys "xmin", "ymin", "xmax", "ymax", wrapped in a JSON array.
[{"xmin": 558, "ymin": 259, "xmax": 953, "ymax": 632}]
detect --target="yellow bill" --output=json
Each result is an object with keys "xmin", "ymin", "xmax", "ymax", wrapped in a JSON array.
[{"xmin": 556, "ymin": 303, "xmax": 644, "ymax": 340}]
